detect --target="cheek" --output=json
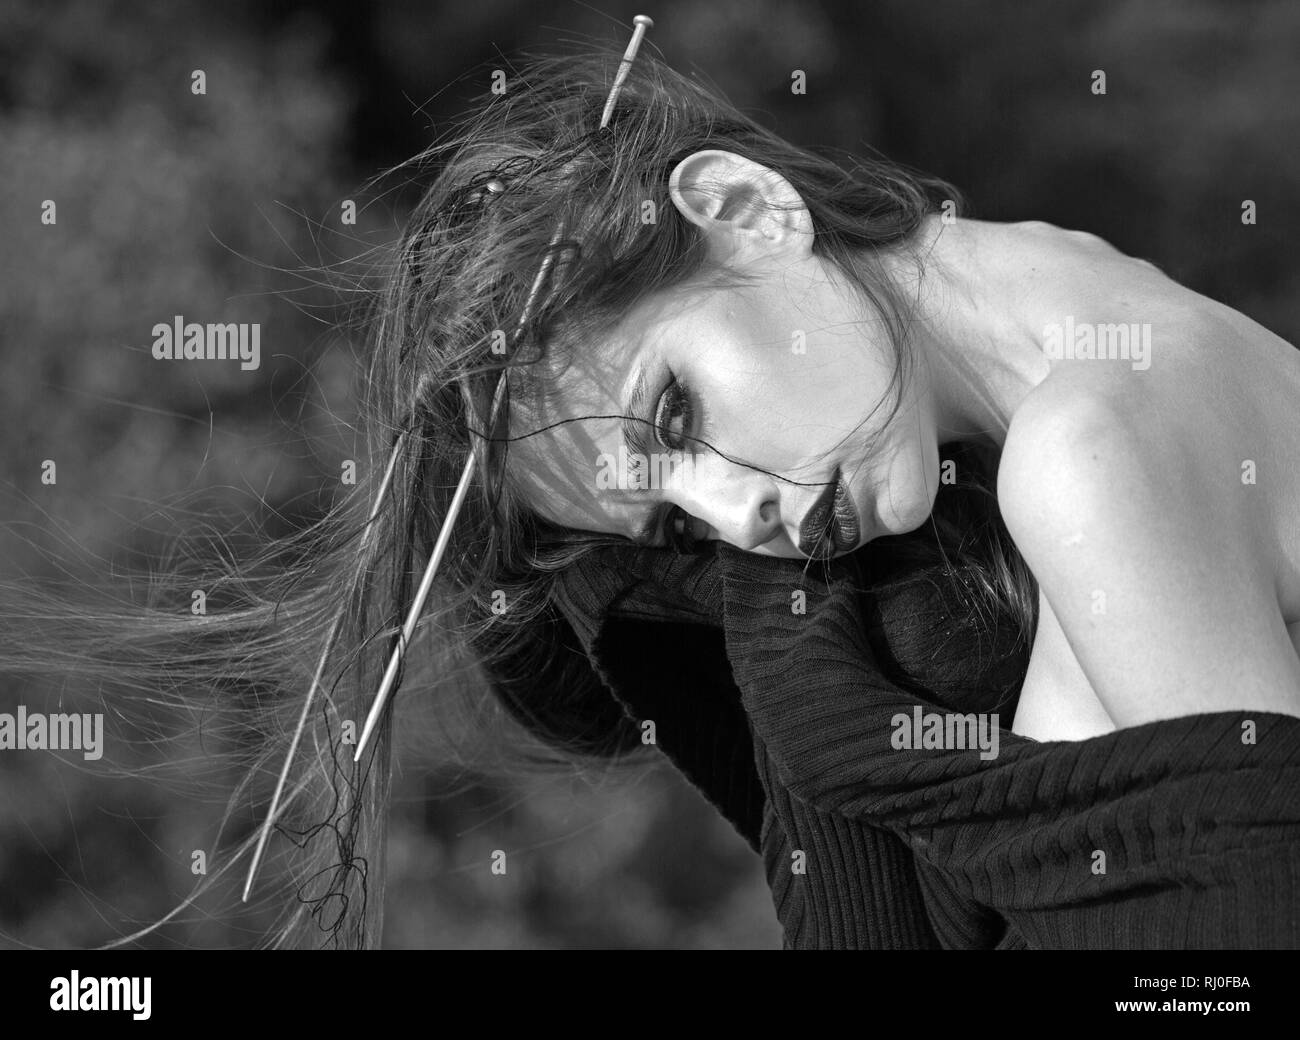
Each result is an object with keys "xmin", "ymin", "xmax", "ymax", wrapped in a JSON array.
[{"xmin": 873, "ymin": 421, "xmax": 941, "ymax": 534}]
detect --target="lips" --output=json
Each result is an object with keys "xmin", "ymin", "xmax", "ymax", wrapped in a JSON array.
[{"xmin": 797, "ymin": 467, "xmax": 861, "ymax": 558}]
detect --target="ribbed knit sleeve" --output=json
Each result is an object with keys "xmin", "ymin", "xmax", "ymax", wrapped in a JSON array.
[
  {"xmin": 756, "ymin": 751, "xmax": 944, "ymax": 948},
  {"xmin": 546, "ymin": 541, "xmax": 1020, "ymax": 948},
  {"xmin": 715, "ymin": 543, "xmax": 1300, "ymax": 949}
]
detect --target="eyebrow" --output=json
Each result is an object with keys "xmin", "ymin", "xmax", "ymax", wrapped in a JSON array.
[{"xmin": 620, "ymin": 362, "xmax": 662, "ymax": 546}]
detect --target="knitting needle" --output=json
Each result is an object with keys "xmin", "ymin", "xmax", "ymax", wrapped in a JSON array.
[
  {"xmin": 242, "ymin": 434, "xmax": 406, "ymax": 901},
  {"xmin": 351, "ymin": 15, "xmax": 656, "ymax": 764},
  {"xmin": 245, "ymin": 14, "xmax": 654, "ymax": 901}
]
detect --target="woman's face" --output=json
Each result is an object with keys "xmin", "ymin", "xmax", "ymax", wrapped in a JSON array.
[{"xmin": 505, "ymin": 151, "xmax": 943, "ymax": 559}]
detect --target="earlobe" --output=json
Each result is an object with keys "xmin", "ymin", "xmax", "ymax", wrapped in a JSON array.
[{"xmin": 667, "ymin": 149, "xmax": 814, "ymax": 267}]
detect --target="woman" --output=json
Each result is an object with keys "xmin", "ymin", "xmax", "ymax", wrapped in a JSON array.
[
  {"xmin": 509, "ymin": 150, "xmax": 1300, "ymax": 743},
  {"xmin": 7, "ymin": 39, "xmax": 1299, "ymax": 949}
]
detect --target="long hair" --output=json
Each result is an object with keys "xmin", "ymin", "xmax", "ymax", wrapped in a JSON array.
[{"xmin": 0, "ymin": 41, "xmax": 1035, "ymax": 949}]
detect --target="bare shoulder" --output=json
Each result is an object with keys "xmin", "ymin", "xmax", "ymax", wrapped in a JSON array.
[
  {"xmin": 995, "ymin": 369, "xmax": 1257, "ymax": 614},
  {"xmin": 996, "ymin": 372, "xmax": 1192, "ymax": 527},
  {"xmin": 995, "ymin": 372, "xmax": 1300, "ymax": 726}
]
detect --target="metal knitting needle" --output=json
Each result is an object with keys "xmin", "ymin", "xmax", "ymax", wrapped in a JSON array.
[
  {"xmin": 244, "ymin": 15, "xmax": 655, "ymax": 897},
  {"xmin": 352, "ymin": 15, "xmax": 656, "ymax": 763},
  {"xmin": 242, "ymin": 434, "xmax": 407, "ymax": 901}
]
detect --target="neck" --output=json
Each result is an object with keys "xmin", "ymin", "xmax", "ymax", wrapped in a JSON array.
[{"xmin": 881, "ymin": 215, "xmax": 1050, "ymax": 451}]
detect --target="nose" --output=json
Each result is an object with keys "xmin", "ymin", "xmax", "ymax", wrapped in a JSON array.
[{"xmin": 675, "ymin": 460, "xmax": 783, "ymax": 551}]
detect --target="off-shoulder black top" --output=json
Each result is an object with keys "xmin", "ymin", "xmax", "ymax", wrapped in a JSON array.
[{"xmin": 476, "ymin": 538, "xmax": 1300, "ymax": 949}]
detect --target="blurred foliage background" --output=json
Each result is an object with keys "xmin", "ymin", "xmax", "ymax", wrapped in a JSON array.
[{"xmin": 0, "ymin": 0, "xmax": 1296, "ymax": 948}]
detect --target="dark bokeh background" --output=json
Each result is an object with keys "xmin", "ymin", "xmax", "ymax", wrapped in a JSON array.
[{"xmin": 1, "ymin": 0, "xmax": 1296, "ymax": 948}]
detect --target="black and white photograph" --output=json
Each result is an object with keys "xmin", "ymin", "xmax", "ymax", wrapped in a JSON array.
[{"xmin": 0, "ymin": 0, "xmax": 1296, "ymax": 1007}]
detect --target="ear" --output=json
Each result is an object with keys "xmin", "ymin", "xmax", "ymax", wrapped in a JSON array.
[{"xmin": 667, "ymin": 149, "xmax": 815, "ymax": 269}]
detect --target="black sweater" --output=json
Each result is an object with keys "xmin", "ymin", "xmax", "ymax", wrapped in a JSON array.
[{"xmin": 478, "ymin": 539, "xmax": 1300, "ymax": 949}]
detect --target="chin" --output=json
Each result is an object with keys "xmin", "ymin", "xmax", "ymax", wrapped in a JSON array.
[{"xmin": 874, "ymin": 488, "xmax": 935, "ymax": 536}]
